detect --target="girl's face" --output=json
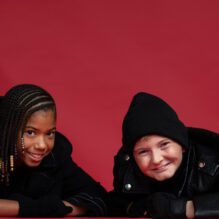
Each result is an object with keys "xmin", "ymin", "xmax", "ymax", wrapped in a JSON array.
[
  {"xmin": 17, "ymin": 109, "xmax": 56, "ymax": 168},
  {"xmin": 133, "ymin": 135, "xmax": 184, "ymax": 181}
]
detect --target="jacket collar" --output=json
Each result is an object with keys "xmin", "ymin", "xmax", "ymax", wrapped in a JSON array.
[{"xmin": 38, "ymin": 150, "xmax": 57, "ymax": 170}]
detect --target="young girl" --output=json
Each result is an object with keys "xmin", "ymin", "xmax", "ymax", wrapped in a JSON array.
[
  {"xmin": 110, "ymin": 92, "xmax": 219, "ymax": 218},
  {"xmin": 0, "ymin": 84, "xmax": 107, "ymax": 217}
]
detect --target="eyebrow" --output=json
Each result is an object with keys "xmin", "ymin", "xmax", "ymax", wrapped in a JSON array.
[
  {"xmin": 133, "ymin": 138, "xmax": 170, "ymax": 151},
  {"xmin": 133, "ymin": 146, "xmax": 147, "ymax": 151},
  {"xmin": 25, "ymin": 126, "xmax": 56, "ymax": 131}
]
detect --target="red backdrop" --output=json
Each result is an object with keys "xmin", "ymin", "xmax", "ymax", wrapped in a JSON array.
[{"xmin": 0, "ymin": 0, "xmax": 219, "ymax": 191}]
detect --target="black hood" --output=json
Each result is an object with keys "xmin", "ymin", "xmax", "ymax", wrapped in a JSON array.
[{"xmin": 122, "ymin": 92, "xmax": 188, "ymax": 154}]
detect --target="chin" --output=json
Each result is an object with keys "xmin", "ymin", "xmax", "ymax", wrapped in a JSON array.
[
  {"xmin": 154, "ymin": 177, "xmax": 168, "ymax": 181},
  {"xmin": 154, "ymin": 174, "xmax": 174, "ymax": 181},
  {"xmin": 25, "ymin": 161, "xmax": 41, "ymax": 168}
]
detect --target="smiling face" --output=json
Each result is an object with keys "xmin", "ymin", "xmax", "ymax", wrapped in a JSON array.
[
  {"xmin": 133, "ymin": 135, "xmax": 184, "ymax": 181},
  {"xmin": 17, "ymin": 109, "xmax": 56, "ymax": 168}
]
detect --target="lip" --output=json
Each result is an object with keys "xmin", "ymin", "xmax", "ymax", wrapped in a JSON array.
[
  {"xmin": 26, "ymin": 152, "xmax": 45, "ymax": 163},
  {"xmin": 151, "ymin": 162, "xmax": 171, "ymax": 173}
]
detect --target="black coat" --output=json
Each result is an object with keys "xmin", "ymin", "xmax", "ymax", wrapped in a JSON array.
[
  {"xmin": 110, "ymin": 128, "xmax": 219, "ymax": 218},
  {"xmin": 0, "ymin": 132, "xmax": 108, "ymax": 216}
]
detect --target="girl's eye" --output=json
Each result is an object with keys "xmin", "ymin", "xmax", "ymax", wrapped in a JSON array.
[
  {"xmin": 47, "ymin": 131, "xmax": 55, "ymax": 137},
  {"xmin": 26, "ymin": 130, "xmax": 35, "ymax": 136}
]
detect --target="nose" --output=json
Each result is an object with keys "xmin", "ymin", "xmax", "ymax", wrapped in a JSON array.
[
  {"xmin": 151, "ymin": 150, "xmax": 162, "ymax": 164},
  {"xmin": 34, "ymin": 136, "xmax": 47, "ymax": 151}
]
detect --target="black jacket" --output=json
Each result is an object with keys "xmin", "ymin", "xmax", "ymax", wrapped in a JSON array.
[
  {"xmin": 110, "ymin": 128, "xmax": 219, "ymax": 218},
  {"xmin": 0, "ymin": 132, "xmax": 108, "ymax": 216}
]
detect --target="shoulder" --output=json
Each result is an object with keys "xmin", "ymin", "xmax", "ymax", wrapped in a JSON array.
[
  {"xmin": 113, "ymin": 146, "xmax": 131, "ymax": 175},
  {"xmin": 188, "ymin": 127, "xmax": 219, "ymax": 176},
  {"xmin": 113, "ymin": 146, "xmax": 144, "ymax": 192},
  {"xmin": 188, "ymin": 127, "xmax": 219, "ymax": 155},
  {"xmin": 113, "ymin": 146, "xmax": 130, "ymax": 191},
  {"xmin": 54, "ymin": 131, "xmax": 73, "ymax": 154},
  {"xmin": 188, "ymin": 127, "xmax": 219, "ymax": 143}
]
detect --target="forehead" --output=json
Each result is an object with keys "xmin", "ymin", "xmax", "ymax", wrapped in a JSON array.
[
  {"xmin": 138, "ymin": 134, "xmax": 168, "ymax": 143},
  {"xmin": 25, "ymin": 109, "xmax": 56, "ymax": 127},
  {"xmin": 133, "ymin": 135, "xmax": 169, "ymax": 150},
  {"xmin": 28, "ymin": 109, "xmax": 55, "ymax": 120}
]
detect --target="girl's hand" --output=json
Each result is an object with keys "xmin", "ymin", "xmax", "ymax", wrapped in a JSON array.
[{"xmin": 63, "ymin": 200, "xmax": 88, "ymax": 216}]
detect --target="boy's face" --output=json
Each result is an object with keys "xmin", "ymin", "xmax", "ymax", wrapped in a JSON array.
[{"xmin": 133, "ymin": 135, "xmax": 184, "ymax": 181}]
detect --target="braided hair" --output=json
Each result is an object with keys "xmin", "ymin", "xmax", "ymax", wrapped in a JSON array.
[{"xmin": 0, "ymin": 84, "xmax": 56, "ymax": 185}]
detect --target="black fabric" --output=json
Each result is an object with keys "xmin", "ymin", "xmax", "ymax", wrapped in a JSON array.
[
  {"xmin": 193, "ymin": 192, "xmax": 219, "ymax": 218},
  {"xmin": 122, "ymin": 92, "xmax": 188, "ymax": 154},
  {"xmin": 146, "ymin": 192, "xmax": 187, "ymax": 218},
  {"xmin": 127, "ymin": 192, "xmax": 187, "ymax": 218},
  {"xmin": 127, "ymin": 197, "xmax": 148, "ymax": 217},
  {"xmin": 9, "ymin": 193, "xmax": 72, "ymax": 217},
  {"xmin": 2, "ymin": 132, "xmax": 108, "ymax": 217}
]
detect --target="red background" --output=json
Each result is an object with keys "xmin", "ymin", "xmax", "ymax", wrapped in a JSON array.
[{"xmin": 0, "ymin": 0, "xmax": 219, "ymax": 191}]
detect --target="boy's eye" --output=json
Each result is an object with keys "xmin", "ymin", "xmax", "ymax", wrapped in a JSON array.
[
  {"xmin": 139, "ymin": 150, "xmax": 148, "ymax": 155},
  {"xmin": 161, "ymin": 142, "xmax": 169, "ymax": 147}
]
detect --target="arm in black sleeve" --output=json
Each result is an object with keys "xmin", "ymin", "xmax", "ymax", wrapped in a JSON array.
[
  {"xmin": 108, "ymin": 190, "xmax": 148, "ymax": 217},
  {"xmin": 8, "ymin": 193, "xmax": 72, "ymax": 217},
  {"xmin": 146, "ymin": 192, "xmax": 187, "ymax": 218},
  {"xmin": 109, "ymin": 191, "xmax": 187, "ymax": 218},
  {"xmin": 193, "ymin": 192, "xmax": 219, "ymax": 217},
  {"xmin": 55, "ymin": 132, "xmax": 108, "ymax": 216}
]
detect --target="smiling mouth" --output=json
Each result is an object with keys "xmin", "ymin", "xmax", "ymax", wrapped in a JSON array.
[
  {"xmin": 152, "ymin": 162, "xmax": 171, "ymax": 172},
  {"xmin": 26, "ymin": 152, "xmax": 45, "ymax": 162}
]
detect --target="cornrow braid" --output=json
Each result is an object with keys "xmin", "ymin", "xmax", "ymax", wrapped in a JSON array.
[{"xmin": 0, "ymin": 84, "xmax": 56, "ymax": 185}]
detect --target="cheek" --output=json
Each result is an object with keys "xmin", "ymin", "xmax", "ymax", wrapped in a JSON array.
[
  {"xmin": 23, "ymin": 138, "xmax": 35, "ymax": 150},
  {"xmin": 166, "ymin": 148, "xmax": 183, "ymax": 164},
  {"xmin": 166, "ymin": 147, "xmax": 179, "ymax": 157},
  {"xmin": 135, "ymin": 157, "xmax": 150, "ymax": 170},
  {"xmin": 47, "ymin": 139, "xmax": 55, "ymax": 151},
  {"xmin": 176, "ymin": 150, "xmax": 183, "ymax": 164}
]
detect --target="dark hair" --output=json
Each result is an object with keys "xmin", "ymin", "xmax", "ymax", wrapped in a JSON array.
[{"xmin": 0, "ymin": 84, "xmax": 56, "ymax": 184}]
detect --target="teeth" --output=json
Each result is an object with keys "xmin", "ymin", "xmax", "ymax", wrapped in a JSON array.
[
  {"xmin": 27, "ymin": 152, "xmax": 44, "ymax": 161},
  {"xmin": 155, "ymin": 167, "xmax": 164, "ymax": 171},
  {"xmin": 31, "ymin": 154, "xmax": 42, "ymax": 158},
  {"xmin": 154, "ymin": 163, "xmax": 170, "ymax": 171}
]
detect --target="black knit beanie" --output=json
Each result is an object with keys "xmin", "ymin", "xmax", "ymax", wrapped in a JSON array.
[{"xmin": 122, "ymin": 92, "xmax": 188, "ymax": 154}]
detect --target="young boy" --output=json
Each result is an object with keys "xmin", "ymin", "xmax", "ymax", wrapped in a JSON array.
[{"xmin": 110, "ymin": 92, "xmax": 219, "ymax": 218}]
